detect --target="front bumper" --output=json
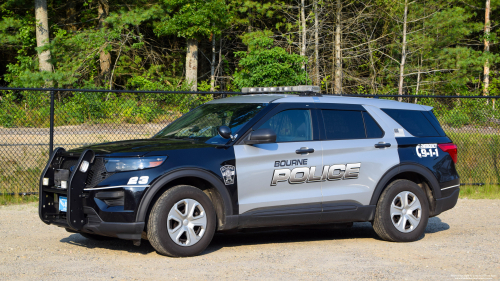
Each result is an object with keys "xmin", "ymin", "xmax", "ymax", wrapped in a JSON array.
[
  {"xmin": 39, "ymin": 148, "xmax": 145, "ymax": 240},
  {"xmin": 81, "ymin": 207, "xmax": 144, "ymax": 240}
]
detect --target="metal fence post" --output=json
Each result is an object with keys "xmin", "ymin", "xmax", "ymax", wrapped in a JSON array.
[{"xmin": 49, "ymin": 91, "xmax": 54, "ymax": 156}]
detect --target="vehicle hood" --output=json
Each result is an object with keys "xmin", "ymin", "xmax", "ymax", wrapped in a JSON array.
[{"xmin": 67, "ymin": 138, "xmax": 216, "ymax": 157}]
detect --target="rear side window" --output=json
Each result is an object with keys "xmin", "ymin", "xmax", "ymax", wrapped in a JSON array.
[
  {"xmin": 322, "ymin": 110, "xmax": 365, "ymax": 140},
  {"xmin": 423, "ymin": 111, "xmax": 446, "ymax": 136},
  {"xmin": 322, "ymin": 110, "xmax": 384, "ymax": 140},
  {"xmin": 382, "ymin": 109, "xmax": 443, "ymax": 137},
  {"xmin": 363, "ymin": 112, "xmax": 384, "ymax": 138}
]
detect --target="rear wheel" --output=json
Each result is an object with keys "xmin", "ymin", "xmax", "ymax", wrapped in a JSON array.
[
  {"xmin": 373, "ymin": 179, "xmax": 429, "ymax": 242},
  {"xmin": 147, "ymin": 185, "xmax": 216, "ymax": 257}
]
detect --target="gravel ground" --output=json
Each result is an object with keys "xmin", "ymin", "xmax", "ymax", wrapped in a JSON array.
[{"xmin": 0, "ymin": 199, "xmax": 499, "ymax": 280}]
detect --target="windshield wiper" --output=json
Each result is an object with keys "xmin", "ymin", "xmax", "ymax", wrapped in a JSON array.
[{"xmin": 165, "ymin": 136, "xmax": 200, "ymax": 141}]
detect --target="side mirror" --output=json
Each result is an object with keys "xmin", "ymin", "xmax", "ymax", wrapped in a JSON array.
[
  {"xmin": 217, "ymin": 125, "xmax": 232, "ymax": 139},
  {"xmin": 244, "ymin": 128, "xmax": 277, "ymax": 145}
]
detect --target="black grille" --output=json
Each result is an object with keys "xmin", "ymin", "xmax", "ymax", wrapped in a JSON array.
[
  {"xmin": 85, "ymin": 158, "xmax": 114, "ymax": 188},
  {"xmin": 61, "ymin": 159, "xmax": 78, "ymax": 170},
  {"xmin": 58, "ymin": 157, "xmax": 114, "ymax": 188}
]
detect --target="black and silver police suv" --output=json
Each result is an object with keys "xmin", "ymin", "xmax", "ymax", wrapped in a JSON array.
[{"xmin": 39, "ymin": 86, "xmax": 460, "ymax": 257}]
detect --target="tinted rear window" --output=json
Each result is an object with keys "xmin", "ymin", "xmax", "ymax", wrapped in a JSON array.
[
  {"xmin": 322, "ymin": 110, "xmax": 366, "ymax": 140},
  {"xmin": 423, "ymin": 111, "xmax": 446, "ymax": 136},
  {"xmin": 382, "ymin": 109, "xmax": 444, "ymax": 137},
  {"xmin": 322, "ymin": 110, "xmax": 384, "ymax": 140},
  {"xmin": 362, "ymin": 112, "xmax": 384, "ymax": 138}
]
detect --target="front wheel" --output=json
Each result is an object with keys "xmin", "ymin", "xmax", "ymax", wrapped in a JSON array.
[
  {"xmin": 147, "ymin": 185, "xmax": 216, "ymax": 257},
  {"xmin": 373, "ymin": 179, "xmax": 429, "ymax": 242}
]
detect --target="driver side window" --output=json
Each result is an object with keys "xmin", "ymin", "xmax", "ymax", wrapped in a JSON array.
[{"xmin": 258, "ymin": 110, "xmax": 312, "ymax": 142}]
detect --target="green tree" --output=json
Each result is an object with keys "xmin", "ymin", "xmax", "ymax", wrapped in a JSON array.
[
  {"xmin": 233, "ymin": 30, "xmax": 309, "ymax": 89},
  {"xmin": 154, "ymin": 0, "xmax": 230, "ymax": 91}
]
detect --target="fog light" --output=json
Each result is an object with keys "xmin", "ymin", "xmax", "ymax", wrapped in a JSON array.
[
  {"xmin": 79, "ymin": 161, "xmax": 90, "ymax": 173},
  {"xmin": 43, "ymin": 178, "xmax": 49, "ymax": 186}
]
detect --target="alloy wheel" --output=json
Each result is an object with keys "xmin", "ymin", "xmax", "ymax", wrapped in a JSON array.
[
  {"xmin": 390, "ymin": 191, "xmax": 422, "ymax": 233},
  {"xmin": 167, "ymin": 199, "xmax": 207, "ymax": 247}
]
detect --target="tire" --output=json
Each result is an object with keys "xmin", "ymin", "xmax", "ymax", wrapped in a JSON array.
[
  {"xmin": 147, "ymin": 185, "xmax": 216, "ymax": 257},
  {"xmin": 373, "ymin": 179, "xmax": 429, "ymax": 242},
  {"xmin": 79, "ymin": 232, "xmax": 115, "ymax": 240}
]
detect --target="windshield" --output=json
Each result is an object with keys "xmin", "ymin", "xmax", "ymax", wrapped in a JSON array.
[{"xmin": 154, "ymin": 103, "xmax": 269, "ymax": 144}]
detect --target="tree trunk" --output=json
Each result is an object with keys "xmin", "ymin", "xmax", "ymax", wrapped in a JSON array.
[
  {"xmin": 66, "ymin": 0, "xmax": 77, "ymax": 31},
  {"xmin": 35, "ymin": 0, "xmax": 53, "ymax": 73},
  {"xmin": 186, "ymin": 39, "xmax": 198, "ymax": 91},
  {"xmin": 483, "ymin": 0, "xmax": 490, "ymax": 100},
  {"xmin": 298, "ymin": 6, "xmax": 302, "ymax": 60},
  {"xmin": 300, "ymin": 0, "xmax": 306, "ymax": 70},
  {"xmin": 210, "ymin": 33, "xmax": 216, "ymax": 91},
  {"xmin": 334, "ymin": 0, "xmax": 342, "ymax": 94},
  {"xmin": 398, "ymin": 0, "xmax": 409, "ymax": 102},
  {"xmin": 415, "ymin": 53, "xmax": 422, "ymax": 103},
  {"xmin": 314, "ymin": 0, "xmax": 319, "ymax": 86},
  {"xmin": 368, "ymin": 42, "xmax": 377, "ymax": 94},
  {"xmin": 98, "ymin": 0, "xmax": 111, "ymax": 79},
  {"xmin": 248, "ymin": 8, "xmax": 252, "ymax": 33}
]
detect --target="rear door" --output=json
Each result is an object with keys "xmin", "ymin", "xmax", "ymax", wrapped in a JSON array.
[
  {"xmin": 234, "ymin": 103, "xmax": 323, "ymax": 226},
  {"xmin": 316, "ymin": 103, "xmax": 399, "ymax": 217}
]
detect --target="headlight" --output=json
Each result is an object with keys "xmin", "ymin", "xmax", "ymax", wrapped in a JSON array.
[{"xmin": 104, "ymin": 156, "xmax": 167, "ymax": 172}]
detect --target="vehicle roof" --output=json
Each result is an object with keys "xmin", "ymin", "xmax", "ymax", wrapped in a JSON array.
[{"xmin": 207, "ymin": 94, "xmax": 432, "ymax": 110}]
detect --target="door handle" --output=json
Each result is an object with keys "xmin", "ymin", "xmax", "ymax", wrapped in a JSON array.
[
  {"xmin": 374, "ymin": 142, "xmax": 391, "ymax": 148},
  {"xmin": 296, "ymin": 147, "xmax": 315, "ymax": 154}
]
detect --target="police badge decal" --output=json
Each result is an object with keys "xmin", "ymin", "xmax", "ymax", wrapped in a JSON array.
[{"xmin": 220, "ymin": 165, "xmax": 236, "ymax": 185}]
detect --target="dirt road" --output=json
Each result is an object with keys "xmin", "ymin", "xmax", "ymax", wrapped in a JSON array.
[{"xmin": 0, "ymin": 199, "xmax": 498, "ymax": 280}]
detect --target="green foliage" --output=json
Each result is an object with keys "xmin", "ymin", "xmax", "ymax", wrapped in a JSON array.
[
  {"xmin": 155, "ymin": 0, "xmax": 230, "ymax": 40},
  {"xmin": 197, "ymin": 80, "xmax": 219, "ymax": 92},
  {"xmin": 233, "ymin": 31, "xmax": 310, "ymax": 89},
  {"xmin": 0, "ymin": 0, "xmax": 498, "ymax": 99}
]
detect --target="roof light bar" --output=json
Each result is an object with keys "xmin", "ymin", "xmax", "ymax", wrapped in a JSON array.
[{"xmin": 241, "ymin": 85, "xmax": 320, "ymax": 94}]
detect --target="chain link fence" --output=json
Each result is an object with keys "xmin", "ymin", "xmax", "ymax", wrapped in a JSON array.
[{"xmin": 0, "ymin": 88, "xmax": 498, "ymax": 195}]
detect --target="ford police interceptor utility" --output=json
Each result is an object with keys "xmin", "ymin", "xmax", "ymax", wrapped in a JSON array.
[{"xmin": 39, "ymin": 86, "xmax": 460, "ymax": 257}]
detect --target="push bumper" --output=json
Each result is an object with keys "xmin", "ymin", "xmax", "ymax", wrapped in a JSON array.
[{"xmin": 39, "ymin": 148, "xmax": 144, "ymax": 241}]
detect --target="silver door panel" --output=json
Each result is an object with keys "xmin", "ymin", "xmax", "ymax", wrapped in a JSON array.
[
  {"xmin": 321, "ymin": 139, "xmax": 399, "ymax": 205},
  {"xmin": 235, "ymin": 142, "xmax": 323, "ymax": 214}
]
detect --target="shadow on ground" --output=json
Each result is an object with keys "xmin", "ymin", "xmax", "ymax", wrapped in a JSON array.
[
  {"xmin": 425, "ymin": 216, "xmax": 450, "ymax": 233},
  {"xmin": 60, "ymin": 218, "xmax": 450, "ymax": 256}
]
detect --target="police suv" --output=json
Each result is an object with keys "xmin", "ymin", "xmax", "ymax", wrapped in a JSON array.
[{"xmin": 39, "ymin": 86, "xmax": 460, "ymax": 257}]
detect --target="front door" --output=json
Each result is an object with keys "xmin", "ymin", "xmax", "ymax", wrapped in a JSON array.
[{"xmin": 235, "ymin": 104, "xmax": 323, "ymax": 227}]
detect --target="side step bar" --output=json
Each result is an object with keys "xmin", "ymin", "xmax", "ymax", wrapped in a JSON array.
[{"xmin": 39, "ymin": 148, "xmax": 95, "ymax": 231}]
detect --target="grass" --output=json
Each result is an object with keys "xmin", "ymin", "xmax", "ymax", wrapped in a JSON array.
[
  {"xmin": 0, "ymin": 194, "xmax": 39, "ymax": 205},
  {"xmin": 447, "ymin": 131, "xmax": 500, "ymax": 185},
  {"xmin": 459, "ymin": 185, "xmax": 500, "ymax": 199}
]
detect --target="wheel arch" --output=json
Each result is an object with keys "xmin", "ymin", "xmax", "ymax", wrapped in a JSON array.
[
  {"xmin": 136, "ymin": 168, "xmax": 234, "ymax": 231},
  {"xmin": 370, "ymin": 163, "xmax": 442, "ymax": 215}
]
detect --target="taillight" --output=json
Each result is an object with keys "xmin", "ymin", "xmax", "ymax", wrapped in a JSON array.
[{"xmin": 438, "ymin": 143, "xmax": 458, "ymax": 163}]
